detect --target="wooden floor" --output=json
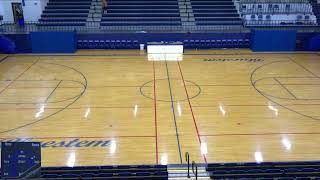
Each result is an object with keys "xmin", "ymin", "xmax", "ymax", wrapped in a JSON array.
[{"xmin": 0, "ymin": 50, "xmax": 320, "ymax": 167}]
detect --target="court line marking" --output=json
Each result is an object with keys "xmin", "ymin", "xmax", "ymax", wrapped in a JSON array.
[
  {"xmin": 45, "ymin": 80, "xmax": 62, "ymax": 102},
  {"xmin": 0, "ymin": 80, "xmax": 85, "ymax": 104},
  {"xmin": 274, "ymin": 78, "xmax": 297, "ymax": 99},
  {"xmin": 250, "ymin": 60, "xmax": 320, "ymax": 121},
  {"xmin": 254, "ymin": 76, "xmax": 320, "ymax": 100},
  {"xmin": 0, "ymin": 135, "xmax": 155, "ymax": 139},
  {"xmin": 0, "ymin": 62, "xmax": 88, "ymax": 134},
  {"xmin": 152, "ymin": 60, "xmax": 159, "ymax": 164},
  {"xmin": 200, "ymin": 132, "xmax": 320, "ymax": 136},
  {"xmin": 165, "ymin": 60, "xmax": 183, "ymax": 164},
  {"xmin": 177, "ymin": 61, "xmax": 207, "ymax": 164},
  {"xmin": 6, "ymin": 83, "xmax": 320, "ymax": 89},
  {"xmin": 0, "ymin": 55, "xmax": 9, "ymax": 64},
  {"xmin": 291, "ymin": 59, "xmax": 319, "ymax": 78},
  {"xmin": 0, "ymin": 59, "xmax": 39, "ymax": 95},
  {"xmin": 201, "ymin": 84, "xmax": 320, "ymax": 86},
  {"xmin": 0, "ymin": 106, "xmax": 153, "ymax": 110},
  {"xmin": 140, "ymin": 78, "xmax": 201, "ymax": 102},
  {"xmin": 192, "ymin": 104, "xmax": 320, "ymax": 107}
]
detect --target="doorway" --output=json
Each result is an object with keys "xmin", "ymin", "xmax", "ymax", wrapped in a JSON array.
[{"xmin": 11, "ymin": 3, "xmax": 23, "ymax": 23}]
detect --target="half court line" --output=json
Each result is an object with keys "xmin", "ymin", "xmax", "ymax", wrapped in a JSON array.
[
  {"xmin": 177, "ymin": 61, "xmax": 208, "ymax": 164},
  {"xmin": 165, "ymin": 60, "xmax": 183, "ymax": 164}
]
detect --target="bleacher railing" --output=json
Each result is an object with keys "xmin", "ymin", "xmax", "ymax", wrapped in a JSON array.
[
  {"xmin": 240, "ymin": 7, "xmax": 313, "ymax": 14},
  {"xmin": 244, "ymin": 19, "xmax": 317, "ymax": 26},
  {"xmin": 1, "ymin": 21, "xmax": 320, "ymax": 34},
  {"xmin": 0, "ymin": 21, "xmax": 247, "ymax": 33},
  {"xmin": 239, "ymin": 0, "xmax": 309, "ymax": 3}
]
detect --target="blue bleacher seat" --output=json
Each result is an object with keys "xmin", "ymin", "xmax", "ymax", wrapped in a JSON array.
[
  {"xmin": 38, "ymin": 0, "xmax": 91, "ymax": 27},
  {"xmin": 190, "ymin": 0, "xmax": 242, "ymax": 26},
  {"xmin": 136, "ymin": 172, "xmax": 151, "ymax": 176},
  {"xmin": 101, "ymin": 0, "xmax": 182, "ymax": 27}
]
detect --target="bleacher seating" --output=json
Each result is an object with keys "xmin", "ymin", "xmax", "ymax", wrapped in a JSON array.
[
  {"xmin": 310, "ymin": 0, "xmax": 320, "ymax": 24},
  {"xmin": 39, "ymin": 0, "xmax": 91, "ymax": 26},
  {"xmin": 190, "ymin": 0, "xmax": 243, "ymax": 26},
  {"xmin": 207, "ymin": 161, "xmax": 320, "ymax": 179},
  {"xmin": 183, "ymin": 38, "xmax": 250, "ymax": 49},
  {"xmin": 101, "ymin": 0, "xmax": 181, "ymax": 27},
  {"xmin": 0, "ymin": 165, "xmax": 168, "ymax": 179},
  {"xmin": 239, "ymin": 0, "xmax": 318, "ymax": 26}
]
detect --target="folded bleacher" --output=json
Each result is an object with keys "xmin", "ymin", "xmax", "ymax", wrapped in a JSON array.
[
  {"xmin": 207, "ymin": 161, "xmax": 320, "ymax": 179},
  {"xmin": 101, "ymin": 0, "xmax": 181, "ymax": 27},
  {"xmin": 190, "ymin": 0, "xmax": 243, "ymax": 26},
  {"xmin": 0, "ymin": 165, "xmax": 168, "ymax": 179},
  {"xmin": 39, "ymin": 0, "xmax": 91, "ymax": 26}
]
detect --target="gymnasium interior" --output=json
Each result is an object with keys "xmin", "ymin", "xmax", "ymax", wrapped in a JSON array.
[{"xmin": 0, "ymin": 0, "xmax": 320, "ymax": 179}]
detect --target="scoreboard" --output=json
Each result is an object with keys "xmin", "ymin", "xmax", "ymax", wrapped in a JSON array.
[{"xmin": 1, "ymin": 142, "xmax": 41, "ymax": 179}]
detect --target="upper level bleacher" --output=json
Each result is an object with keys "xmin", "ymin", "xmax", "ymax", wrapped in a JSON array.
[
  {"xmin": 101, "ymin": 0, "xmax": 181, "ymax": 27},
  {"xmin": 2, "ymin": 0, "xmax": 320, "ymax": 33},
  {"xmin": 309, "ymin": 0, "xmax": 320, "ymax": 24},
  {"xmin": 237, "ymin": 0, "xmax": 318, "ymax": 26},
  {"xmin": 39, "ymin": 0, "xmax": 92, "ymax": 26},
  {"xmin": 190, "ymin": 0, "xmax": 243, "ymax": 26}
]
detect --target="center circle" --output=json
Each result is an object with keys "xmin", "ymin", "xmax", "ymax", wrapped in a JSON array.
[{"xmin": 140, "ymin": 78, "xmax": 201, "ymax": 102}]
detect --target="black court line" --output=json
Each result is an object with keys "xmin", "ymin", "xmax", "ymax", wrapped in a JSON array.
[
  {"xmin": 0, "ymin": 59, "xmax": 39, "ymax": 96},
  {"xmin": 45, "ymin": 80, "xmax": 62, "ymax": 103},
  {"xmin": 0, "ymin": 62, "xmax": 88, "ymax": 134},
  {"xmin": 250, "ymin": 60, "xmax": 320, "ymax": 121},
  {"xmin": 165, "ymin": 60, "xmax": 183, "ymax": 164},
  {"xmin": 274, "ymin": 78, "xmax": 298, "ymax": 99},
  {"xmin": 291, "ymin": 59, "xmax": 320, "ymax": 78},
  {"xmin": 0, "ymin": 56, "xmax": 9, "ymax": 63}
]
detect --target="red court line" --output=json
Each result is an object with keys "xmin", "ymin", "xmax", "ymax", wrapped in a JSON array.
[
  {"xmin": 153, "ymin": 60, "xmax": 159, "ymax": 164},
  {"xmin": 0, "ymin": 135, "xmax": 155, "ymax": 140},
  {"xmin": 200, "ymin": 132, "xmax": 320, "ymax": 137},
  {"xmin": 0, "ymin": 60, "xmax": 39, "ymax": 95},
  {"xmin": 177, "ymin": 61, "xmax": 207, "ymax": 164}
]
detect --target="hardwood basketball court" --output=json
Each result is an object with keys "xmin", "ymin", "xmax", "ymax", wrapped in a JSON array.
[{"xmin": 0, "ymin": 50, "xmax": 320, "ymax": 167}]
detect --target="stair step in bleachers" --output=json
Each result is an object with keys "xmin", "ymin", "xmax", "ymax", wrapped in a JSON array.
[
  {"xmin": 190, "ymin": 0, "xmax": 243, "ymax": 26},
  {"xmin": 42, "ymin": 13, "xmax": 88, "ymax": 17},
  {"xmin": 101, "ymin": 0, "xmax": 181, "ymax": 27},
  {"xmin": 47, "ymin": 2, "xmax": 92, "ymax": 5},
  {"xmin": 105, "ymin": 13, "xmax": 180, "ymax": 17},
  {"xmin": 46, "ymin": 5, "xmax": 91, "ymax": 9},
  {"xmin": 107, "ymin": 9, "xmax": 179, "ymax": 13},
  {"xmin": 39, "ymin": 0, "xmax": 92, "ymax": 27}
]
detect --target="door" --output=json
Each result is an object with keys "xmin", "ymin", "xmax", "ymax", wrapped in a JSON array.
[{"xmin": 11, "ymin": 3, "xmax": 23, "ymax": 23}]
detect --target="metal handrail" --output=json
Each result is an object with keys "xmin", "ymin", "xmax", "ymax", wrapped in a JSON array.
[{"xmin": 185, "ymin": 152, "xmax": 190, "ymax": 178}]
